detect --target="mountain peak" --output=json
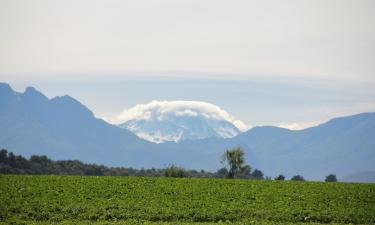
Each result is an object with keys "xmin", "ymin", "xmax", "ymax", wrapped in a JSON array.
[
  {"xmin": 0, "ymin": 83, "xmax": 16, "ymax": 107},
  {"xmin": 24, "ymin": 86, "xmax": 48, "ymax": 100},
  {"xmin": 52, "ymin": 94, "xmax": 76, "ymax": 102},
  {"xmin": 51, "ymin": 94, "xmax": 94, "ymax": 118},
  {"xmin": 117, "ymin": 100, "xmax": 245, "ymax": 143},
  {"xmin": 0, "ymin": 82, "xmax": 14, "ymax": 95},
  {"xmin": 0, "ymin": 82, "xmax": 12, "ymax": 90}
]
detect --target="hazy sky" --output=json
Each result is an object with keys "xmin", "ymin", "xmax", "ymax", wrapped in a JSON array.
[
  {"xmin": 1, "ymin": 0, "xmax": 375, "ymax": 128},
  {"xmin": 1, "ymin": 0, "xmax": 375, "ymax": 81}
]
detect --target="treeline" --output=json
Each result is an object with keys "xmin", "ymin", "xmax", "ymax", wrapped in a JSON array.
[
  {"xmin": 0, "ymin": 149, "xmax": 265, "ymax": 178},
  {"xmin": 0, "ymin": 149, "xmax": 200, "ymax": 177},
  {"xmin": 0, "ymin": 149, "xmax": 337, "ymax": 181}
]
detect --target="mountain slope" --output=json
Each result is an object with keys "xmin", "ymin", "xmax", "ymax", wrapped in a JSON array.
[
  {"xmin": 0, "ymin": 83, "xmax": 152, "ymax": 165},
  {"xmin": 231, "ymin": 113, "xmax": 375, "ymax": 179}
]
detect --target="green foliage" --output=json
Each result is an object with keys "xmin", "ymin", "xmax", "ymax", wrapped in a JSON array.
[
  {"xmin": 275, "ymin": 174, "xmax": 285, "ymax": 181},
  {"xmin": 1, "ymin": 175, "xmax": 374, "ymax": 224},
  {"xmin": 239, "ymin": 164, "xmax": 252, "ymax": 178},
  {"xmin": 216, "ymin": 167, "xmax": 228, "ymax": 178},
  {"xmin": 164, "ymin": 165, "xmax": 188, "ymax": 178},
  {"xmin": 1, "ymin": 149, "xmax": 265, "ymax": 180},
  {"xmin": 325, "ymin": 174, "xmax": 338, "ymax": 182},
  {"xmin": 0, "ymin": 150, "xmax": 220, "ymax": 178},
  {"xmin": 221, "ymin": 147, "xmax": 252, "ymax": 178},
  {"xmin": 291, "ymin": 175, "xmax": 305, "ymax": 181},
  {"xmin": 251, "ymin": 169, "xmax": 264, "ymax": 180}
]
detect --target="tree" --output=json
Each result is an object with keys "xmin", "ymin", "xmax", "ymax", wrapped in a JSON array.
[
  {"xmin": 325, "ymin": 174, "xmax": 337, "ymax": 182},
  {"xmin": 291, "ymin": 175, "xmax": 305, "ymax": 181},
  {"xmin": 251, "ymin": 169, "xmax": 264, "ymax": 180},
  {"xmin": 275, "ymin": 174, "xmax": 285, "ymax": 181},
  {"xmin": 221, "ymin": 147, "xmax": 248, "ymax": 178},
  {"xmin": 164, "ymin": 165, "xmax": 187, "ymax": 178},
  {"xmin": 7, "ymin": 152, "xmax": 16, "ymax": 167},
  {"xmin": 217, "ymin": 167, "xmax": 228, "ymax": 178},
  {"xmin": 0, "ymin": 149, "xmax": 8, "ymax": 163},
  {"xmin": 240, "ymin": 164, "xmax": 252, "ymax": 178}
]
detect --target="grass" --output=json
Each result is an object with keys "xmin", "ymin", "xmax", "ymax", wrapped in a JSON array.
[{"xmin": 0, "ymin": 175, "xmax": 374, "ymax": 224}]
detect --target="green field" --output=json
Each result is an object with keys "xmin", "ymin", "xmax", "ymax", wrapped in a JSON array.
[{"xmin": 0, "ymin": 175, "xmax": 374, "ymax": 224}]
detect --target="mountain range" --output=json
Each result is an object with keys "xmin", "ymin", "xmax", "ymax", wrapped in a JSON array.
[{"xmin": 0, "ymin": 82, "xmax": 374, "ymax": 181}]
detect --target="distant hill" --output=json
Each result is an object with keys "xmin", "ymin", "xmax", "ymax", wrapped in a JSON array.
[
  {"xmin": 342, "ymin": 171, "xmax": 375, "ymax": 183},
  {"xmin": 232, "ymin": 113, "xmax": 375, "ymax": 180},
  {"xmin": 1, "ymin": 82, "xmax": 374, "ymax": 181}
]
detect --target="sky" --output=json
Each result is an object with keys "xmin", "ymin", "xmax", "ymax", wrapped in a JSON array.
[{"xmin": 1, "ymin": 0, "xmax": 375, "ymax": 129}]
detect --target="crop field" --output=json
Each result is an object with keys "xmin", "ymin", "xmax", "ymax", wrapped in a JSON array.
[{"xmin": 0, "ymin": 175, "xmax": 374, "ymax": 224}]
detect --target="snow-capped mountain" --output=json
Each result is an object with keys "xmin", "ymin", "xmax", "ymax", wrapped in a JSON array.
[
  {"xmin": 1, "ymin": 83, "xmax": 375, "ymax": 180},
  {"xmin": 117, "ymin": 101, "xmax": 247, "ymax": 143}
]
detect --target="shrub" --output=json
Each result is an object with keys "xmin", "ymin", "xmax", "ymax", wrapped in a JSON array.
[
  {"xmin": 325, "ymin": 174, "xmax": 337, "ymax": 182},
  {"xmin": 291, "ymin": 175, "xmax": 305, "ymax": 181},
  {"xmin": 251, "ymin": 169, "xmax": 264, "ymax": 180},
  {"xmin": 275, "ymin": 174, "xmax": 285, "ymax": 180},
  {"xmin": 164, "ymin": 165, "xmax": 188, "ymax": 178}
]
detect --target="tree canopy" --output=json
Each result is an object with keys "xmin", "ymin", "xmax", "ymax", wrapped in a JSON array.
[
  {"xmin": 291, "ymin": 175, "xmax": 305, "ymax": 181},
  {"xmin": 325, "ymin": 174, "xmax": 338, "ymax": 182},
  {"xmin": 221, "ymin": 147, "xmax": 255, "ymax": 179}
]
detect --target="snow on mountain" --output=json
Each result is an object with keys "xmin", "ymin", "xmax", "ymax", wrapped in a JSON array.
[{"xmin": 116, "ymin": 101, "xmax": 248, "ymax": 143}]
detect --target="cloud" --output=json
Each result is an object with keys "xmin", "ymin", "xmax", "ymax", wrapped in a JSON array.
[
  {"xmin": 175, "ymin": 109, "xmax": 198, "ymax": 117},
  {"xmin": 277, "ymin": 121, "xmax": 320, "ymax": 130},
  {"xmin": 106, "ymin": 100, "xmax": 249, "ymax": 132}
]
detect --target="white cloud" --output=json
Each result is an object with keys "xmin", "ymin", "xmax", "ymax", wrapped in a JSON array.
[
  {"xmin": 106, "ymin": 100, "xmax": 249, "ymax": 132},
  {"xmin": 277, "ymin": 121, "xmax": 320, "ymax": 130},
  {"xmin": 175, "ymin": 109, "xmax": 198, "ymax": 117}
]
